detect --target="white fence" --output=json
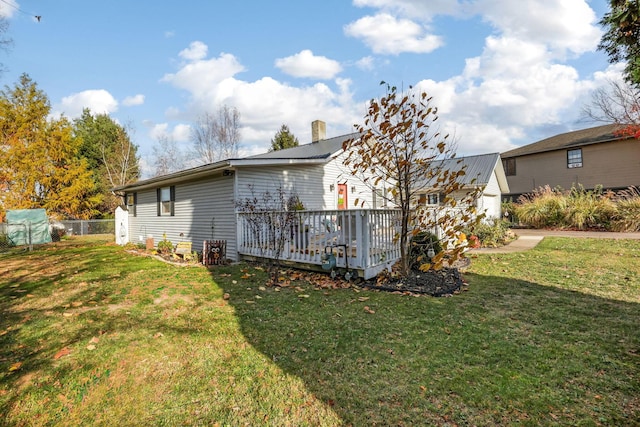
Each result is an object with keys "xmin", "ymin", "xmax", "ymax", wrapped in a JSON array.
[{"xmin": 237, "ymin": 209, "xmax": 402, "ymax": 280}]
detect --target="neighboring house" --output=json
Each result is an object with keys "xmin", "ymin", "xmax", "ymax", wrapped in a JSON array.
[
  {"xmin": 501, "ymin": 124, "xmax": 640, "ymax": 199},
  {"xmin": 413, "ymin": 153, "xmax": 509, "ymax": 221}
]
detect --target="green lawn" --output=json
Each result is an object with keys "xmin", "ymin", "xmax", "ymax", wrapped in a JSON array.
[{"xmin": 0, "ymin": 236, "xmax": 638, "ymax": 426}]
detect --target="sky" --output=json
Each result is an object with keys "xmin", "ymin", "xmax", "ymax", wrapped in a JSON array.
[{"xmin": 0, "ymin": 0, "xmax": 621, "ymax": 177}]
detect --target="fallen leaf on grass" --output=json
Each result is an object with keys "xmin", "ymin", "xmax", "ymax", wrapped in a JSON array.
[
  {"xmin": 153, "ymin": 332, "xmax": 164, "ymax": 339},
  {"xmin": 297, "ymin": 294, "xmax": 310, "ymax": 298},
  {"xmin": 89, "ymin": 337, "xmax": 99, "ymax": 344},
  {"xmin": 86, "ymin": 344, "xmax": 96, "ymax": 351},
  {"xmin": 358, "ymin": 297, "xmax": 370, "ymax": 302},
  {"xmin": 223, "ymin": 293, "xmax": 230, "ymax": 300},
  {"xmin": 241, "ymin": 273, "xmax": 252, "ymax": 279},
  {"xmin": 53, "ymin": 347, "xmax": 71, "ymax": 360},
  {"xmin": 363, "ymin": 306, "xmax": 375, "ymax": 314},
  {"xmin": 8, "ymin": 362, "xmax": 22, "ymax": 372},
  {"xmin": 62, "ymin": 312, "xmax": 73, "ymax": 318}
]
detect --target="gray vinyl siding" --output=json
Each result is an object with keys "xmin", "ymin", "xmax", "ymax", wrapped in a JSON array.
[
  {"xmin": 235, "ymin": 157, "xmax": 379, "ymax": 211},
  {"xmin": 128, "ymin": 174, "xmax": 237, "ymax": 258},
  {"xmin": 236, "ymin": 164, "xmax": 326, "ymax": 209}
]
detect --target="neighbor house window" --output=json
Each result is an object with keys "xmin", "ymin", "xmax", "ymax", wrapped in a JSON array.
[
  {"xmin": 503, "ymin": 158, "xmax": 516, "ymax": 176},
  {"xmin": 126, "ymin": 193, "xmax": 137, "ymax": 217},
  {"xmin": 567, "ymin": 148, "xmax": 582, "ymax": 168},
  {"xmin": 427, "ymin": 194, "xmax": 439, "ymax": 205},
  {"xmin": 157, "ymin": 186, "xmax": 175, "ymax": 216},
  {"xmin": 417, "ymin": 193, "xmax": 439, "ymax": 206}
]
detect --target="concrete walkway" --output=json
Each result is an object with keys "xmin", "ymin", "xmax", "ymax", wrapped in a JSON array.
[{"xmin": 469, "ymin": 228, "xmax": 640, "ymax": 254}]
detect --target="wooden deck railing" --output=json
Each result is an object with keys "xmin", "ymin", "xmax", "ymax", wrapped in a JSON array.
[{"xmin": 237, "ymin": 209, "xmax": 402, "ymax": 280}]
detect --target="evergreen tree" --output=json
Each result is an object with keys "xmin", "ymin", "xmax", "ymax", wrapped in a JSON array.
[
  {"xmin": 599, "ymin": 0, "xmax": 640, "ymax": 86},
  {"xmin": 269, "ymin": 124, "xmax": 299, "ymax": 151},
  {"xmin": 0, "ymin": 74, "xmax": 100, "ymax": 219}
]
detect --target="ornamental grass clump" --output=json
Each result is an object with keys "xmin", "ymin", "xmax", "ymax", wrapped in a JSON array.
[
  {"xmin": 515, "ymin": 186, "xmax": 567, "ymax": 228},
  {"xmin": 563, "ymin": 185, "xmax": 616, "ymax": 230},
  {"xmin": 611, "ymin": 186, "xmax": 640, "ymax": 232}
]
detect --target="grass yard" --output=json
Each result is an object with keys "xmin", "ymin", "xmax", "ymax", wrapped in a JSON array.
[{"xmin": 0, "ymin": 236, "xmax": 638, "ymax": 426}]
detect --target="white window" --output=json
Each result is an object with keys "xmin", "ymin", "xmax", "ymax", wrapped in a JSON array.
[
  {"xmin": 157, "ymin": 186, "xmax": 175, "ymax": 216},
  {"xmin": 567, "ymin": 148, "xmax": 582, "ymax": 168},
  {"xmin": 126, "ymin": 193, "xmax": 136, "ymax": 217}
]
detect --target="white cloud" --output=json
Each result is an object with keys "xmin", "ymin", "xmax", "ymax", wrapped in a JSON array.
[
  {"xmin": 160, "ymin": 42, "xmax": 360, "ymax": 155},
  {"xmin": 353, "ymin": 0, "xmax": 460, "ymax": 18},
  {"xmin": 53, "ymin": 89, "xmax": 118, "ymax": 118},
  {"xmin": 355, "ymin": 56, "xmax": 375, "ymax": 71},
  {"xmin": 275, "ymin": 50, "xmax": 342, "ymax": 79},
  {"xmin": 161, "ymin": 51, "xmax": 246, "ymax": 101},
  {"xmin": 179, "ymin": 41, "xmax": 208, "ymax": 61},
  {"xmin": 122, "ymin": 94, "xmax": 145, "ymax": 107},
  {"xmin": 473, "ymin": 0, "xmax": 601, "ymax": 57},
  {"xmin": 344, "ymin": 13, "xmax": 443, "ymax": 54},
  {"xmin": 0, "ymin": 0, "xmax": 18, "ymax": 18}
]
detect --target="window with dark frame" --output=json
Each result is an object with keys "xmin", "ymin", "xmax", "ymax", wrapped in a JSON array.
[
  {"xmin": 503, "ymin": 158, "xmax": 516, "ymax": 176},
  {"xmin": 126, "ymin": 193, "xmax": 137, "ymax": 217},
  {"xmin": 157, "ymin": 186, "xmax": 175, "ymax": 216},
  {"xmin": 567, "ymin": 148, "xmax": 582, "ymax": 168}
]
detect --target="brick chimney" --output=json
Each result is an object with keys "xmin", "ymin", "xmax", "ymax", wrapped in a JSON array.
[{"xmin": 311, "ymin": 120, "xmax": 326, "ymax": 143}]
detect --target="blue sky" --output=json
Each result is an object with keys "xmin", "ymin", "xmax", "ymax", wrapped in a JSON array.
[{"xmin": 1, "ymin": 0, "xmax": 618, "ymax": 177}]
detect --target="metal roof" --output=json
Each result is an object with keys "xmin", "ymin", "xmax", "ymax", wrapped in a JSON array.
[
  {"xmin": 413, "ymin": 152, "xmax": 508, "ymax": 193},
  {"xmin": 113, "ymin": 132, "xmax": 360, "ymax": 192},
  {"xmin": 243, "ymin": 132, "xmax": 360, "ymax": 160},
  {"xmin": 501, "ymin": 124, "xmax": 628, "ymax": 158}
]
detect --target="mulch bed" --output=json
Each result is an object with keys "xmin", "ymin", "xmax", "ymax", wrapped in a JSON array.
[
  {"xmin": 362, "ymin": 257, "xmax": 471, "ymax": 297},
  {"xmin": 363, "ymin": 267, "xmax": 468, "ymax": 297}
]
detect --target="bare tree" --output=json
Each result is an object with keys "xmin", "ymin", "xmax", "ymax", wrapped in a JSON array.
[
  {"xmin": 235, "ymin": 184, "xmax": 301, "ymax": 284},
  {"xmin": 0, "ymin": 18, "xmax": 13, "ymax": 77},
  {"xmin": 152, "ymin": 135, "xmax": 184, "ymax": 177},
  {"xmin": 582, "ymin": 79, "xmax": 640, "ymax": 125},
  {"xmin": 190, "ymin": 105, "xmax": 241, "ymax": 164},
  {"xmin": 101, "ymin": 121, "xmax": 140, "ymax": 189}
]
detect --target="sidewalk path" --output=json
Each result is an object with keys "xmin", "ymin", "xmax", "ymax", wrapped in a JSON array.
[{"xmin": 469, "ymin": 228, "xmax": 640, "ymax": 254}]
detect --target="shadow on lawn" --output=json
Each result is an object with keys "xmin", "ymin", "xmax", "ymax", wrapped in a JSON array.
[{"xmin": 220, "ymin": 270, "xmax": 640, "ymax": 426}]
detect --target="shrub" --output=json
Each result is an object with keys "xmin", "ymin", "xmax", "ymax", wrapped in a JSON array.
[
  {"xmin": 409, "ymin": 232, "xmax": 442, "ymax": 270},
  {"xmin": 465, "ymin": 218, "xmax": 515, "ymax": 247},
  {"xmin": 157, "ymin": 237, "xmax": 173, "ymax": 254}
]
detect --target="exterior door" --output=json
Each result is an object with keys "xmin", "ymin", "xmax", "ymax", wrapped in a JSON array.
[{"xmin": 337, "ymin": 183, "xmax": 348, "ymax": 209}]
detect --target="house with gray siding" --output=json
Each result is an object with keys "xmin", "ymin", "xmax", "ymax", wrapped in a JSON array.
[
  {"xmin": 114, "ymin": 121, "xmax": 381, "ymax": 259},
  {"xmin": 114, "ymin": 121, "xmax": 509, "ymax": 275}
]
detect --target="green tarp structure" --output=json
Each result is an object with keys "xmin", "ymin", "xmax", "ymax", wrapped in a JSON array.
[{"xmin": 5, "ymin": 209, "xmax": 52, "ymax": 246}]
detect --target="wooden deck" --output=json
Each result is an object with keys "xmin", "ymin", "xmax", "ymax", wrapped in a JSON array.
[{"xmin": 237, "ymin": 209, "xmax": 402, "ymax": 280}]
